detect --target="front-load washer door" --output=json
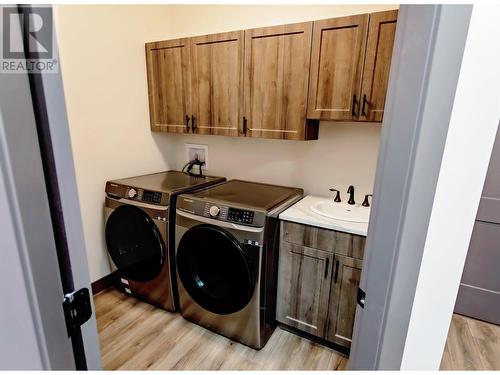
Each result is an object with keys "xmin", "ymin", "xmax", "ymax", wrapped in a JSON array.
[
  {"xmin": 177, "ymin": 224, "xmax": 255, "ymax": 315},
  {"xmin": 105, "ymin": 204, "xmax": 164, "ymax": 282}
]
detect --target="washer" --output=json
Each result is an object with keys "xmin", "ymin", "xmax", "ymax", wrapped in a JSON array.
[
  {"xmin": 175, "ymin": 180, "xmax": 303, "ymax": 349},
  {"xmin": 104, "ymin": 170, "xmax": 225, "ymax": 312}
]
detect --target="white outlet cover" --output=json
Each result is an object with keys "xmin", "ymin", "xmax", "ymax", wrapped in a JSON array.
[{"xmin": 186, "ymin": 143, "xmax": 209, "ymax": 170}]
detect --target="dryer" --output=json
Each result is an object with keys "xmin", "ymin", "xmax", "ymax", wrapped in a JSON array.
[
  {"xmin": 175, "ymin": 180, "xmax": 303, "ymax": 349},
  {"xmin": 104, "ymin": 170, "xmax": 225, "ymax": 312}
]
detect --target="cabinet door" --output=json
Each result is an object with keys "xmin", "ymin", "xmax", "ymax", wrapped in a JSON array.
[
  {"xmin": 276, "ymin": 241, "xmax": 333, "ymax": 337},
  {"xmin": 359, "ymin": 10, "xmax": 398, "ymax": 122},
  {"xmin": 145, "ymin": 38, "xmax": 191, "ymax": 133},
  {"xmin": 326, "ymin": 255, "xmax": 363, "ymax": 348},
  {"xmin": 307, "ymin": 15, "xmax": 369, "ymax": 121},
  {"xmin": 244, "ymin": 23, "xmax": 318, "ymax": 140},
  {"xmin": 190, "ymin": 31, "xmax": 244, "ymax": 136}
]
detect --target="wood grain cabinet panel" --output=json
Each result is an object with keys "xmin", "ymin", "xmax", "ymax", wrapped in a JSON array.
[
  {"xmin": 307, "ymin": 15, "xmax": 369, "ymax": 121},
  {"xmin": 278, "ymin": 220, "xmax": 365, "ymax": 348},
  {"xmin": 145, "ymin": 38, "xmax": 191, "ymax": 133},
  {"xmin": 190, "ymin": 31, "xmax": 244, "ymax": 136},
  {"xmin": 359, "ymin": 10, "xmax": 398, "ymax": 122},
  {"xmin": 326, "ymin": 255, "xmax": 363, "ymax": 348},
  {"xmin": 244, "ymin": 23, "xmax": 318, "ymax": 140},
  {"xmin": 282, "ymin": 221, "xmax": 365, "ymax": 259},
  {"xmin": 276, "ymin": 241, "xmax": 333, "ymax": 337},
  {"xmin": 145, "ymin": 10, "xmax": 398, "ymax": 136}
]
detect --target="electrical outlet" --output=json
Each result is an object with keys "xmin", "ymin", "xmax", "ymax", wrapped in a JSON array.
[{"xmin": 186, "ymin": 143, "xmax": 209, "ymax": 170}]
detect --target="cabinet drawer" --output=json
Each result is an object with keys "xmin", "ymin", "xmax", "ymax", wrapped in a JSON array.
[{"xmin": 281, "ymin": 221, "xmax": 365, "ymax": 259}]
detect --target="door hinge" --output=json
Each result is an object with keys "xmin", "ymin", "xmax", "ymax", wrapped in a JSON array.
[
  {"xmin": 63, "ymin": 288, "xmax": 92, "ymax": 337},
  {"xmin": 357, "ymin": 287, "xmax": 366, "ymax": 309}
]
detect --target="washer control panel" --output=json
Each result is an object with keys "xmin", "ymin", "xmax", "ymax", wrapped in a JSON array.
[
  {"xmin": 227, "ymin": 207, "xmax": 254, "ymax": 225},
  {"xmin": 105, "ymin": 181, "xmax": 168, "ymax": 206},
  {"xmin": 202, "ymin": 203, "xmax": 255, "ymax": 225}
]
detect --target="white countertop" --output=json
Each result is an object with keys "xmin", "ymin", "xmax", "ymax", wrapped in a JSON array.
[{"xmin": 279, "ymin": 195, "xmax": 369, "ymax": 236}]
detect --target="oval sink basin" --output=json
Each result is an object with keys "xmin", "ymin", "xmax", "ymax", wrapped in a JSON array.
[{"xmin": 310, "ymin": 201, "xmax": 370, "ymax": 223}]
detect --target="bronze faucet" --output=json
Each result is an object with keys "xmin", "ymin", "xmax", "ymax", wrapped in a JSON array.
[
  {"xmin": 347, "ymin": 185, "xmax": 355, "ymax": 205},
  {"xmin": 329, "ymin": 188, "xmax": 341, "ymax": 202}
]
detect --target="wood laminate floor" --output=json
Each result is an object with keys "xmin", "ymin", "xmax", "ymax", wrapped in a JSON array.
[
  {"xmin": 441, "ymin": 313, "xmax": 500, "ymax": 370},
  {"xmin": 94, "ymin": 288, "xmax": 348, "ymax": 370},
  {"xmin": 95, "ymin": 288, "xmax": 500, "ymax": 371}
]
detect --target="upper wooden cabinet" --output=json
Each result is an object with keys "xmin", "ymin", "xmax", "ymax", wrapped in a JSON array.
[
  {"xmin": 145, "ymin": 9, "xmax": 398, "ymax": 138},
  {"xmin": 307, "ymin": 10, "xmax": 398, "ymax": 122},
  {"xmin": 145, "ymin": 38, "xmax": 192, "ymax": 133},
  {"xmin": 359, "ymin": 10, "xmax": 398, "ymax": 122},
  {"xmin": 190, "ymin": 31, "xmax": 244, "ymax": 136},
  {"xmin": 307, "ymin": 14, "xmax": 369, "ymax": 121},
  {"xmin": 244, "ymin": 22, "xmax": 318, "ymax": 140}
]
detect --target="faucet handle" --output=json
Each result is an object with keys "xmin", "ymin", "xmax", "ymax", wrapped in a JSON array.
[
  {"xmin": 362, "ymin": 194, "xmax": 373, "ymax": 207},
  {"xmin": 329, "ymin": 188, "xmax": 341, "ymax": 203}
]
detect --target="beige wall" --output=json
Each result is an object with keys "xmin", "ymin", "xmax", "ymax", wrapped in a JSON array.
[
  {"xmin": 55, "ymin": 4, "xmax": 397, "ymax": 282},
  {"xmin": 54, "ymin": 6, "xmax": 177, "ymax": 281},
  {"xmin": 166, "ymin": 4, "xmax": 398, "ymax": 38},
  {"xmin": 166, "ymin": 124, "xmax": 381, "ymax": 197}
]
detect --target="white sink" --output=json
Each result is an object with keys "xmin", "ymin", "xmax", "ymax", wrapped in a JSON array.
[{"xmin": 310, "ymin": 201, "xmax": 370, "ymax": 223}]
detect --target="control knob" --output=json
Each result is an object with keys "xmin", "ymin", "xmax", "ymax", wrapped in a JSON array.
[
  {"xmin": 209, "ymin": 205, "xmax": 220, "ymax": 217},
  {"xmin": 128, "ymin": 188, "xmax": 137, "ymax": 199}
]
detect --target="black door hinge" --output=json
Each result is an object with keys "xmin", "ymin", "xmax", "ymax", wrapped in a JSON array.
[
  {"xmin": 357, "ymin": 287, "xmax": 366, "ymax": 309},
  {"xmin": 63, "ymin": 288, "xmax": 92, "ymax": 337}
]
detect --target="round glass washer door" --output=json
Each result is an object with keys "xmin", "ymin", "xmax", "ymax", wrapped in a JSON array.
[
  {"xmin": 105, "ymin": 204, "xmax": 164, "ymax": 282},
  {"xmin": 176, "ymin": 224, "xmax": 255, "ymax": 315}
]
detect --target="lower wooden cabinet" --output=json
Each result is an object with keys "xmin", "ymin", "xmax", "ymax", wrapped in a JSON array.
[
  {"xmin": 326, "ymin": 255, "xmax": 363, "ymax": 347},
  {"xmin": 276, "ymin": 242, "xmax": 333, "ymax": 337},
  {"xmin": 276, "ymin": 221, "xmax": 364, "ymax": 349}
]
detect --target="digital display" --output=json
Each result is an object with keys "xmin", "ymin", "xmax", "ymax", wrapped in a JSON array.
[
  {"xmin": 227, "ymin": 208, "xmax": 254, "ymax": 224},
  {"xmin": 143, "ymin": 190, "xmax": 162, "ymax": 204}
]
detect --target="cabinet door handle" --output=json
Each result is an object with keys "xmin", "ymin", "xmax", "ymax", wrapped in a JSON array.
[
  {"xmin": 191, "ymin": 115, "xmax": 197, "ymax": 132},
  {"xmin": 352, "ymin": 94, "xmax": 359, "ymax": 118},
  {"xmin": 334, "ymin": 260, "xmax": 340, "ymax": 283},
  {"xmin": 185, "ymin": 115, "xmax": 190, "ymax": 132},
  {"xmin": 324, "ymin": 258, "xmax": 330, "ymax": 279},
  {"xmin": 361, "ymin": 94, "xmax": 368, "ymax": 117},
  {"xmin": 242, "ymin": 116, "xmax": 248, "ymax": 135}
]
